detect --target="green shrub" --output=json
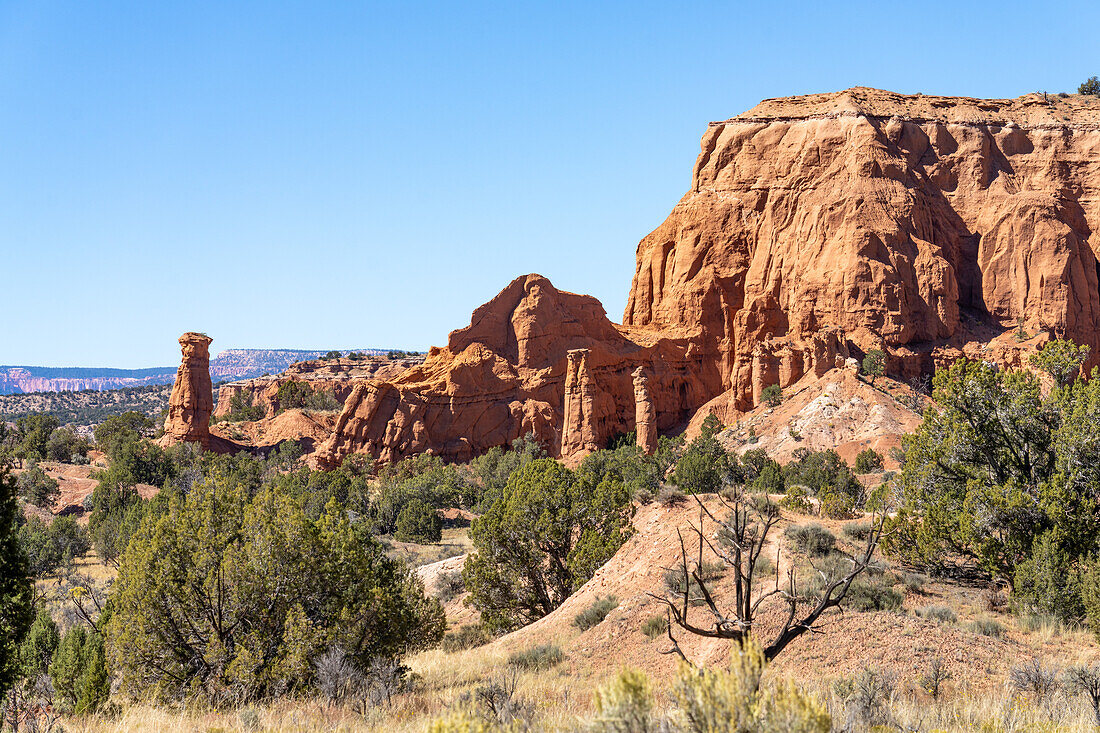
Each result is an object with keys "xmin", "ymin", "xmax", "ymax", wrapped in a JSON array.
[
  {"xmin": 761, "ymin": 384, "xmax": 783, "ymax": 408},
  {"xmin": 916, "ymin": 605, "xmax": 957, "ymax": 623},
  {"xmin": 640, "ymin": 614, "xmax": 668, "ymax": 640},
  {"xmin": 1080, "ymin": 76, "xmax": 1100, "ymax": 95},
  {"xmin": 844, "ymin": 578, "xmax": 904, "ymax": 612},
  {"xmin": 108, "ymin": 474, "xmax": 445, "ymax": 702},
  {"xmin": 780, "ymin": 483, "xmax": 812, "ymax": 513},
  {"xmin": 784, "ymin": 523, "xmax": 836, "ymax": 556},
  {"xmin": 1014, "ymin": 531, "xmax": 1084, "ymax": 621},
  {"xmin": 862, "ymin": 350, "xmax": 886, "ymax": 385},
  {"xmin": 464, "ymin": 459, "xmax": 633, "ymax": 632},
  {"xmin": 508, "ymin": 643, "xmax": 565, "ymax": 671},
  {"xmin": 432, "ymin": 569, "xmax": 465, "ymax": 604},
  {"xmin": 17, "ymin": 465, "xmax": 59, "ymax": 508},
  {"xmin": 440, "ymin": 625, "xmax": 490, "ymax": 652},
  {"xmin": 573, "ymin": 596, "xmax": 618, "ymax": 631},
  {"xmin": 220, "ymin": 391, "xmax": 266, "ymax": 422},
  {"xmin": 854, "ymin": 448, "xmax": 884, "ymax": 473},
  {"xmin": 275, "ymin": 381, "xmax": 339, "ymax": 413},
  {"xmin": 967, "ymin": 617, "xmax": 1005, "ymax": 638},
  {"xmin": 818, "ymin": 490, "xmax": 856, "ymax": 519},
  {"xmin": 394, "ymin": 499, "xmax": 443, "ymax": 543}
]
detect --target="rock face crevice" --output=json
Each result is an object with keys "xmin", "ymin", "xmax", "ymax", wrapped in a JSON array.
[{"xmin": 163, "ymin": 332, "xmax": 214, "ymax": 448}]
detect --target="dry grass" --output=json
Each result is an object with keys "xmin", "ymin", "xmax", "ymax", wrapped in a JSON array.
[{"xmin": 386, "ymin": 527, "xmax": 472, "ymax": 567}]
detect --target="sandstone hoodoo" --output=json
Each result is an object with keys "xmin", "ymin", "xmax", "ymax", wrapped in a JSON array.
[
  {"xmin": 162, "ymin": 332, "xmax": 214, "ymax": 448},
  {"xmin": 632, "ymin": 366, "xmax": 658, "ymax": 455},
  {"xmin": 314, "ymin": 88, "xmax": 1100, "ymax": 467}
]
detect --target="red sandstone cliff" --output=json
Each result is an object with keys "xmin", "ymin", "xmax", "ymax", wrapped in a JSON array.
[
  {"xmin": 317, "ymin": 88, "xmax": 1100, "ymax": 466},
  {"xmin": 625, "ymin": 87, "xmax": 1100, "ymax": 409}
]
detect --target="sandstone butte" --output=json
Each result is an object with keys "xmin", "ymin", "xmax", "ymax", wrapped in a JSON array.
[{"xmin": 167, "ymin": 88, "xmax": 1100, "ymax": 466}]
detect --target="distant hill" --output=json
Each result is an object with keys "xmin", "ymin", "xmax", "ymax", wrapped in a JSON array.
[
  {"xmin": 0, "ymin": 384, "xmax": 172, "ymax": 428},
  {"xmin": 0, "ymin": 348, "xmax": 415, "ymax": 395}
]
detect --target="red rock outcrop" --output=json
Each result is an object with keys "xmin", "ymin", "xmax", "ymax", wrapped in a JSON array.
[
  {"xmin": 313, "ymin": 274, "xmax": 720, "ymax": 467},
  {"xmin": 625, "ymin": 87, "xmax": 1100, "ymax": 410},
  {"xmin": 315, "ymin": 88, "xmax": 1100, "ymax": 468},
  {"xmin": 162, "ymin": 332, "xmax": 214, "ymax": 448}
]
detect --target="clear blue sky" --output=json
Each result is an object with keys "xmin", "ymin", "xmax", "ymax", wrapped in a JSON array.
[{"xmin": 3, "ymin": 1, "xmax": 1097, "ymax": 366}]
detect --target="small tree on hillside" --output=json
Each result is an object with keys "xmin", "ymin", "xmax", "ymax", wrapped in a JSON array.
[
  {"xmin": 463, "ymin": 459, "xmax": 633, "ymax": 632},
  {"xmin": 862, "ymin": 350, "xmax": 886, "ymax": 386},
  {"xmin": 654, "ymin": 491, "xmax": 884, "ymax": 663},
  {"xmin": 1080, "ymin": 76, "xmax": 1100, "ymax": 95},
  {"xmin": 761, "ymin": 384, "xmax": 783, "ymax": 409}
]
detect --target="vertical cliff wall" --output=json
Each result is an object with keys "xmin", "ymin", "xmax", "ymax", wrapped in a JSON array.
[{"xmin": 625, "ymin": 88, "xmax": 1100, "ymax": 409}]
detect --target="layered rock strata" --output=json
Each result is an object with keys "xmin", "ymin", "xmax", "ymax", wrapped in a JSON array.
[
  {"xmin": 317, "ymin": 88, "xmax": 1100, "ymax": 466},
  {"xmin": 213, "ymin": 355, "xmax": 422, "ymax": 419}
]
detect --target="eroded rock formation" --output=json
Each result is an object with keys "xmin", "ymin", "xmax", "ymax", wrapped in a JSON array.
[
  {"xmin": 163, "ymin": 332, "xmax": 214, "ymax": 448},
  {"xmin": 632, "ymin": 366, "xmax": 657, "ymax": 455},
  {"xmin": 312, "ymin": 274, "xmax": 718, "ymax": 467},
  {"xmin": 314, "ymin": 88, "xmax": 1100, "ymax": 467},
  {"xmin": 624, "ymin": 87, "xmax": 1100, "ymax": 410}
]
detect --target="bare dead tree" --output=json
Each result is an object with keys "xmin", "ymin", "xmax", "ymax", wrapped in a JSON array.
[{"xmin": 650, "ymin": 491, "xmax": 884, "ymax": 663}]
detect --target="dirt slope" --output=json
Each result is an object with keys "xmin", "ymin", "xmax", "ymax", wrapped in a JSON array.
[{"xmin": 489, "ymin": 499, "xmax": 1100, "ymax": 691}]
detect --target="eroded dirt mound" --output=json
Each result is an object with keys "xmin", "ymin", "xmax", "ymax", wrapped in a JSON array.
[
  {"xmin": 489, "ymin": 499, "xmax": 1097, "ymax": 690},
  {"xmin": 698, "ymin": 368, "xmax": 925, "ymax": 466},
  {"xmin": 209, "ymin": 408, "xmax": 338, "ymax": 454}
]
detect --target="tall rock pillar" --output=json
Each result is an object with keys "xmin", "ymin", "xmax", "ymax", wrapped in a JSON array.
[
  {"xmin": 163, "ymin": 332, "xmax": 214, "ymax": 448},
  {"xmin": 632, "ymin": 366, "xmax": 658, "ymax": 455},
  {"xmin": 560, "ymin": 348, "xmax": 599, "ymax": 459}
]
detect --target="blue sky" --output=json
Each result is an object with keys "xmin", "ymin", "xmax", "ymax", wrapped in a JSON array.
[{"xmin": 3, "ymin": 1, "xmax": 1097, "ymax": 366}]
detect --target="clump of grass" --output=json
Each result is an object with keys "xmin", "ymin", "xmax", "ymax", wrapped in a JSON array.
[
  {"xmin": 657, "ymin": 485, "xmax": 685, "ymax": 505},
  {"xmin": 895, "ymin": 571, "xmax": 927, "ymax": 594},
  {"xmin": 508, "ymin": 643, "xmax": 565, "ymax": 671},
  {"xmin": 967, "ymin": 617, "xmax": 1005, "ymax": 638},
  {"xmin": 573, "ymin": 596, "xmax": 619, "ymax": 631},
  {"xmin": 784, "ymin": 523, "xmax": 836, "ymax": 556},
  {"xmin": 1017, "ymin": 612, "xmax": 1064, "ymax": 638},
  {"xmin": 752, "ymin": 553, "xmax": 776, "ymax": 579},
  {"xmin": 441, "ymin": 624, "xmax": 490, "ymax": 652},
  {"xmin": 916, "ymin": 605, "xmax": 957, "ymax": 624},
  {"xmin": 640, "ymin": 614, "xmax": 668, "ymax": 639},
  {"xmin": 843, "ymin": 521, "xmax": 874, "ymax": 541}
]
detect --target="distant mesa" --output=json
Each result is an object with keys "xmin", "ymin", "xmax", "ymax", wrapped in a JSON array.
[{"xmin": 0, "ymin": 348, "xmax": 409, "ymax": 395}]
